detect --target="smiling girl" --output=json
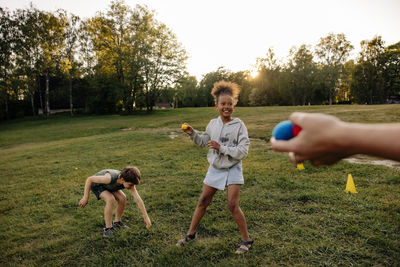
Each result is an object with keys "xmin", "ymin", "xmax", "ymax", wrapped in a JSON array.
[{"xmin": 178, "ymin": 81, "xmax": 253, "ymax": 254}]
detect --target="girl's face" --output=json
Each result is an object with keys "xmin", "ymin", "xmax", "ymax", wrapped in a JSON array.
[{"xmin": 216, "ymin": 94, "xmax": 235, "ymax": 121}]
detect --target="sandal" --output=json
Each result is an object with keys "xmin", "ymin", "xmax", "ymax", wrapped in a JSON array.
[
  {"xmin": 176, "ymin": 232, "xmax": 196, "ymax": 247},
  {"xmin": 235, "ymin": 239, "xmax": 254, "ymax": 254}
]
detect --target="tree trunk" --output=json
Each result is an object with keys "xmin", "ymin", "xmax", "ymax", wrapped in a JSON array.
[
  {"xmin": 45, "ymin": 73, "xmax": 50, "ymax": 116},
  {"xmin": 146, "ymin": 91, "xmax": 151, "ymax": 112},
  {"xmin": 69, "ymin": 77, "xmax": 73, "ymax": 116},
  {"xmin": 30, "ymin": 92, "xmax": 35, "ymax": 116},
  {"xmin": 37, "ymin": 75, "xmax": 43, "ymax": 114},
  {"xmin": 132, "ymin": 77, "xmax": 137, "ymax": 111},
  {"xmin": 3, "ymin": 69, "xmax": 9, "ymax": 120},
  {"xmin": 4, "ymin": 89, "xmax": 8, "ymax": 120}
]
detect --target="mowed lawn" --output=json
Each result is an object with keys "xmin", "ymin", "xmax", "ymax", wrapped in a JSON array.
[{"xmin": 0, "ymin": 105, "xmax": 399, "ymax": 266}]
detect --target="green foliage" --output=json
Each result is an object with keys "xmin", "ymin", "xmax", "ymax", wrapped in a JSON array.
[
  {"xmin": 250, "ymin": 49, "xmax": 281, "ymax": 106},
  {"xmin": 286, "ymin": 44, "xmax": 316, "ymax": 105},
  {"xmin": 315, "ymin": 33, "xmax": 354, "ymax": 105},
  {"xmin": 85, "ymin": 1, "xmax": 187, "ymax": 112},
  {"xmin": 174, "ymin": 75, "xmax": 198, "ymax": 108},
  {"xmin": 351, "ymin": 36, "xmax": 387, "ymax": 104},
  {"xmin": 88, "ymin": 73, "xmax": 122, "ymax": 114},
  {"xmin": 0, "ymin": 105, "xmax": 399, "ymax": 266},
  {"xmin": 384, "ymin": 42, "xmax": 400, "ymax": 97},
  {"xmin": 1, "ymin": 4, "xmax": 400, "ymax": 121}
]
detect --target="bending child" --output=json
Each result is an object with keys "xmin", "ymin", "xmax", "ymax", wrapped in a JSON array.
[
  {"xmin": 178, "ymin": 81, "xmax": 253, "ymax": 254},
  {"xmin": 79, "ymin": 166, "xmax": 151, "ymax": 238}
]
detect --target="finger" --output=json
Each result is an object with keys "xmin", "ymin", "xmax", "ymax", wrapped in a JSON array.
[
  {"xmin": 271, "ymin": 137, "xmax": 297, "ymax": 153},
  {"xmin": 288, "ymin": 152, "xmax": 307, "ymax": 164},
  {"xmin": 288, "ymin": 152, "xmax": 296, "ymax": 163},
  {"xmin": 294, "ymin": 154, "xmax": 306, "ymax": 163}
]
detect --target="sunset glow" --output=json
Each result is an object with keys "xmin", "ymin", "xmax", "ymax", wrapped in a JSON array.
[{"xmin": 2, "ymin": 0, "xmax": 399, "ymax": 80}]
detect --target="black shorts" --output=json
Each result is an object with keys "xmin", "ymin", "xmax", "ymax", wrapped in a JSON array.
[{"xmin": 91, "ymin": 184, "xmax": 120, "ymax": 200}]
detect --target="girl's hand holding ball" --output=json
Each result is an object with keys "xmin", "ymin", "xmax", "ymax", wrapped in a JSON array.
[{"xmin": 181, "ymin": 123, "xmax": 192, "ymax": 134}]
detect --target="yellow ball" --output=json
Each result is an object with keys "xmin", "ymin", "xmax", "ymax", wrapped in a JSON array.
[{"xmin": 181, "ymin": 124, "xmax": 188, "ymax": 130}]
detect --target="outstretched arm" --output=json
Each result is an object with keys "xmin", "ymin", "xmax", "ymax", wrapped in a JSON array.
[
  {"xmin": 79, "ymin": 174, "xmax": 111, "ymax": 207},
  {"xmin": 182, "ymin": 122, "xmax": 211, "ymax": 147},
  {"xmin": 271, "ymin": 112, "xmax": 400, "ymax": 166},
  {"xmin": 129, "ymin": 186, "xmax": 151, "ymax": 228}
]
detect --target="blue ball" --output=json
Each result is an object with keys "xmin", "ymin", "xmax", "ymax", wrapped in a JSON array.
[{"xmin": 272, "ymin": 120, "xmax": 294, "ymax": 140}]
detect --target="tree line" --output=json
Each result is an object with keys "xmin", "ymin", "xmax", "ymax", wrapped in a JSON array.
[{"xmin": 1, "ymin": 1, "xmax": 399, "ymax": 120}]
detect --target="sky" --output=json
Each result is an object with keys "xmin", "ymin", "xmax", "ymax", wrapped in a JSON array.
[{"xmin": 1, "ymin": 0, "xmax": 400, "ymax": 80}]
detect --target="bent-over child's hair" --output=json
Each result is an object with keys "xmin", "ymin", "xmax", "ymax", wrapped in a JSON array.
[
  {"xmin": 211, "ymin": 81, "xmax": 241, "ymax": 105},
  {"xmin": 120, "ymin": 166, "xmax": 141, "ymax": 184}
]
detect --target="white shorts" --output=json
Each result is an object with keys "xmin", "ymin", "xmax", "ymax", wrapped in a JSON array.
[{"xmin": 203, "ymin": 162, "xmax": 244, "ymax": 190}]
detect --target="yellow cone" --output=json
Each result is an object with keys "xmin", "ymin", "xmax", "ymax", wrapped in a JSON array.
[
  {"xmin": 297, "ymin": 163, "xmax": 305, "ymax": 170},
  {"xmin": 345, "ymin": 174, "xmax": 357, "ymax": 194}
]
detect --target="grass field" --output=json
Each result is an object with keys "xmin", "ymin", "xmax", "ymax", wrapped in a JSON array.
[{"xmin": 1, "ymin": 105, "xmax": 399, "ymax": 266}]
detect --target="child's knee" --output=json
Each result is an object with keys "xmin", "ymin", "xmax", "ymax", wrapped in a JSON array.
[
  {"xmin": 117, "ymin": 194, "xmax": 126, "ymax": 204},
  {"xmin": 198, "ymin": 196, "xmax": 211, "ymax": 208},
  {"xmin": 227, "ymin": 200, "xmax": 238, "ymax": 213},
  {"xmin": 104, "ymin": 195, "xmax": 116, "ymax": 205}
]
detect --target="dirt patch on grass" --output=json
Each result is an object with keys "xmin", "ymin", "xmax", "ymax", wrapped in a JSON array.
[
  {"xmin": 121, "ymin": 127, "xmax": 183, "ymax": 139},
  {"xmin": 344, "ymin": 155, "xmax": 400, "ymax": 170},
  {"xmin": 120, "ymin": 130, "xmax": 400, "ymax": 170}
]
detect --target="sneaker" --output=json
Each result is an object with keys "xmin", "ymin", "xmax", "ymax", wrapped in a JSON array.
[
  {"xmin": 113, "ymin": 221, "xmax": 130, "ymax": 229},
  {"xmin": 103, "ymin": 227, "xmax": 115, "ymax": 238},
  {"xmin": 176, "ymin": 232, "xmax": 196, "ymax": 247}
]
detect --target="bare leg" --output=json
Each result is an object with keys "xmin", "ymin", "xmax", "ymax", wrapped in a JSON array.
[
  {"xmin": 100, "ymin": 191, "xmax": 116, "ymax": 228},
  {"xmin": 112, "ymin": 190, "xmax": 127, "ymax": 222},
  {"xmin": 187, "ymin": 184, "xmax": 217, "ymax": 235},
  {"xmin": 227, "ymin": 184, "xmax": 251, "ymax": 242}
]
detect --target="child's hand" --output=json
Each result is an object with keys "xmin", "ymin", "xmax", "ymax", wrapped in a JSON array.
[
  {"xmin": 144, "ymin": 217, "xmax": 152, "ymax": 229},
  {"xmin": 208, "ymin": 140, "xmax": 220, "ymax": 151},
  {"xmin": 79, "ymin": 198, "xmax": 88, "ymax": 208},
  {"xmin": 181, "ymin": 123, "xmax": 193, "ymax": 134}
]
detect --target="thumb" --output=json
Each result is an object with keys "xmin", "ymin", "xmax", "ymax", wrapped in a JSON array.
[{"xmin": 289, "ymin": 112, "xmax": 306, "ymax": 127}]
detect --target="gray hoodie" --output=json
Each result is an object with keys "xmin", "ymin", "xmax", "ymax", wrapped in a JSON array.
[{"xmin": 189, "ymin": 116, "xmax": 250, "ymax": 169}]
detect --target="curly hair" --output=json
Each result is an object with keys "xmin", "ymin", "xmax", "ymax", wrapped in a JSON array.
[
  {"xmin": 211, "ymin": 80, "xmax": 241, "ymax": 105},
  {"xmin": 120, "ymin": 166, "xmax": 141, "ymax": 184}
]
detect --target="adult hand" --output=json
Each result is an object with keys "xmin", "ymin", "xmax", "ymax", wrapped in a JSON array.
[{"xmin": 271, "ymin": 112, "xmax": 351, "ymax": 166}]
